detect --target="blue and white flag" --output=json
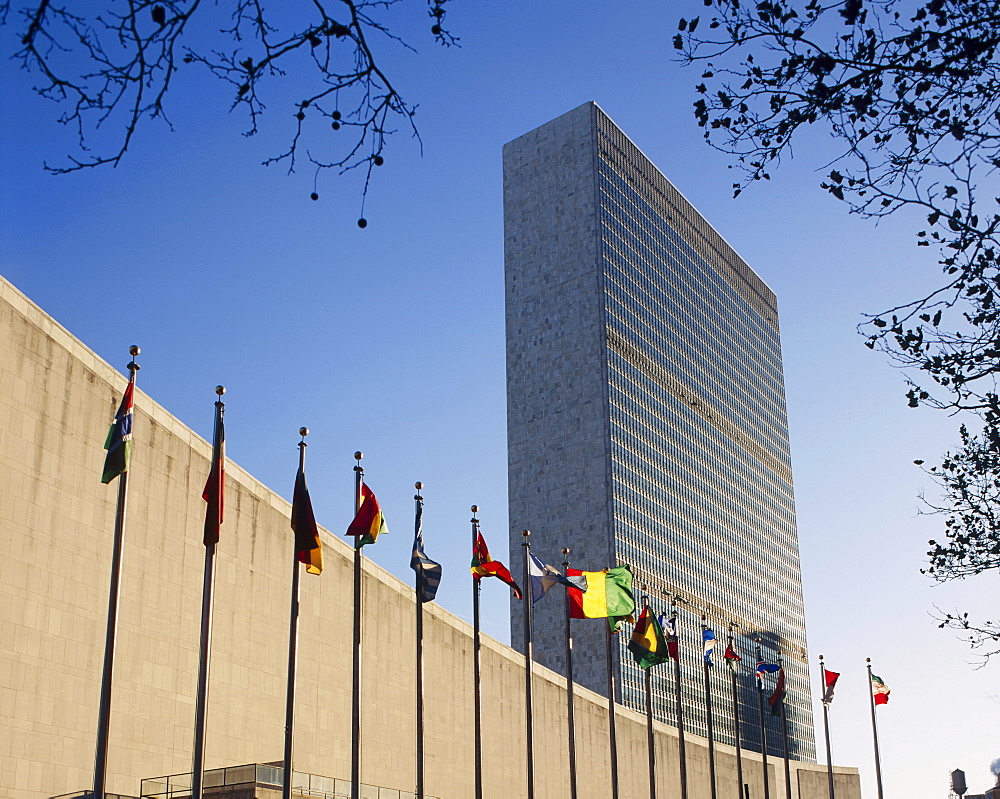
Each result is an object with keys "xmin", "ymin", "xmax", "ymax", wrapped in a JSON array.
[
  {"xmin": 703, "ymin": 628, "xmax": 716, "ymax": 666},
  {"xmin": 755, "ymin": 659, "xmax": 781, "ymax": 687},
  {"xmin": 410, "ymin": 501, "xmax": 441, "ymax": 603},
  {"xmin": 527, "ymin": 552, "xmax": 586, "ymax": 604}
]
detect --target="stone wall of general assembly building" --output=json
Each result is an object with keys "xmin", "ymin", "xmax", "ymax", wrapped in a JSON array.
[{"xmin": 0, "ymin": 276, "xmax": 859, "ymax": 799}]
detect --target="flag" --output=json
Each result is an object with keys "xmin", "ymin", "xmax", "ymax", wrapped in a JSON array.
[
  {"xmin": 202, "ymin": 406, "xmax": 225, "ymax": 546},
  {"xmin": 292, "ymin": 464, "xmax": 322, "ymax": 575},
  {"xmin": 566, "ymin": 566, "xmax": 635, "ymax": 627},
  {"xmin": 703, "ymin": 628, "xmax": 716, "ymax": 666},
  {"xmin": 822, "ymin": 668, "xmax": 840, "ymax": 705},
  {"xmin": 768, "ymin": 666, "xmax": 786, "ymax": 715},
  {"xmin": 410, "ymin": 501, "xmax": 441, "ymax": 603},
  {"xmin": 527, "ymin": 552, "xmax": 586, "ymax": 604},
  {"xmin": 347, "ymin": 483, "xmax": 387, "ymax": 547},
  {"xmin": 471, "ymin": 531, "xmax": 523, "ymax": 599},
  {"xmin": 628, "ymin": 606, "xmax": 670, "ymax": 670},
  {"xmin": 662, "ymin": 614, "xmax": 679, "ymax": 661},
  {"xmin": 101, "ymin": 382, "xmax": 134, "ymax": 484},
  {"xmin": 724, "ymin": 644, "xmax": 741, "ymax": 670},
  {"xmin": 756, "ymin": 659, "xmax": 780, "ymax": 687},
  {"xmin": 870, "ymin": 672, "xmax": 890, "ymax": 705}
]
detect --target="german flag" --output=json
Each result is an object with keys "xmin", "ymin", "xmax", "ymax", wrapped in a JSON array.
[{"xmin": 292, "ymin": 465, "xmax": 322, "ymax": 574}]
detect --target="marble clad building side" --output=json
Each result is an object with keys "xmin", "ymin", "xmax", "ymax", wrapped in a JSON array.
[{"xmin": 0, "ymin": 276, "xmax": 858, "ymax": 799}]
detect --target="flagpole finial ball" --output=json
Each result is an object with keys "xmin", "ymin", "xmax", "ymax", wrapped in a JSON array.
[
  {"xmin": 216, "ymin": 385, "xmax": 226, "ymax": 396},
  {"xmin": 354, "ymin": 451, "xmax": 363, "ymax": 461},
  {"xmin": 471, "ymin": 505, "xmax": 478, "ymax": 513},
  {"xmin": 561, "ymin": 547, "xmax": 570, "ymax": 555},
  {"xmin": 129, "ymin": 345, "xmax": 140, "ymax": 356},
  {"xmin": 415, "ymin": 481, "xmax": 422, "ymax": 490},
  {"xmin": 866, "ymin": 657, "xmax": 871, "ymax": 663},
  {"xmin": 521, "ymin": 529, "xmax": 530, "ymax": 538},
  {"xmin": 299, "ymin": 427, "xmax": 309, "ymax": 437}
]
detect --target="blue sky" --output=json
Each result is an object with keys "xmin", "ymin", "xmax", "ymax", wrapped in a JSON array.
[{"xmin": 1, "ymin": 2, "xmax": 997, "ymax": 795}]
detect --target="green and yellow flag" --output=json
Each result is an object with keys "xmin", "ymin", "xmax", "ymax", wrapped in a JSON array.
[
  {"xmin": 567, "ymin": 565, "xmax": 635, "ymax": 628},
  {"xmin": 628, "ymin": 605, "xmax": 670, "ymax": 670}
]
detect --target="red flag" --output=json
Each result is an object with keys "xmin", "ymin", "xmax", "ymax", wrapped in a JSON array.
[
  {"xmin": 202, "ymin": 405, "xmax": 225, "ymax": 546},
  {"xmin": 471, "ymin": 531, "xmax": 522, "ymax": 599},
  {"xmin": 822, "ymin": 668, "xmax": 840, "ymax": 705},
  {"xmin": 724, "ymin": 644, "xmax": 741, "ymax": 670},
  {"xmin": 768, "ymin": 667, "xmax": 786, "ymax": 715}
]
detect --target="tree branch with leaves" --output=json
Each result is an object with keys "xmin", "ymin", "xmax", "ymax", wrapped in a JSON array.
[{"xmin": 679, "ymin": 0, "xmax": 1000, "ymax": 659}]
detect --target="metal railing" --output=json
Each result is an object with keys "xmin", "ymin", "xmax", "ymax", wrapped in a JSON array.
[{"xmin": 140, "ymin": 764, "xmax": 434, "ymax": 799}]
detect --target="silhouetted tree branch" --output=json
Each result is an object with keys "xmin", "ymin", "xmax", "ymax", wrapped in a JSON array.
[
  {"xmin": 678, "ymin": 0, "xmax": 1000, "ymax": 659},
  {"xmin": 3, "ymin": 0, "xmax": 456, "ymax": 214},
  {"xmin": 933, "ymin": 606, "xmax": 999, "ymax": 666}
]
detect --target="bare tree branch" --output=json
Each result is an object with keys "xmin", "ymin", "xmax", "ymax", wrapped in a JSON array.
[{"xmin": 5, "ymin": 0, "xmax": 458, "ymax": 212}]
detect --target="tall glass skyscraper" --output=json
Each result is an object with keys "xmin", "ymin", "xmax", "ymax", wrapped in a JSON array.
[{"xmin": 504, "ymin": 102, "xmax": 815, "ymax": 760}]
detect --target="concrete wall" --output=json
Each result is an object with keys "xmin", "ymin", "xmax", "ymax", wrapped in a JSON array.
[{"xmin": 0, "ymin": 277, "xmax": 860, "ymax": 799}]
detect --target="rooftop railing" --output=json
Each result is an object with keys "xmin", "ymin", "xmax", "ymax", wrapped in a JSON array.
[{"xmin": 140, "ymin": 764, "xmax": 435, "ymax": 799}]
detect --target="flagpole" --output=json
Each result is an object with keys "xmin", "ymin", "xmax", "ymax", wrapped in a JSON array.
[
  {"xmin": 414, "ymin": 483, "xmax": 425, "ymax": 799},
  {"xmin": 93, "ymin": 344, "xmax": 140, "ymax": 799},
  {"xmin": 471, "ymin": 507, "xmax": 483, "ymax": 799},
  {"xmin": 605, "ymin": 619, "xmax": 621, "ymax": 799},
  {"xmin": 191, "ymin": 386, "xmax": 225, "ymax": 799},
  {"xmin": 561, "ymin": 549, "xmax": 578, "ymax": 799},
  {"xmin": 727, "ymin": 626, "xmax": 745, "ymax": 799},
  {"xmin": 776, "ymin": 652, "xmax": 791, "ymax": 799},
  {"xmin": 819, "ymin": 655, "xmax": 835, "ymax": 799},
  {"xmin": 282, "ymin": 428, "xmax": 309, "ymax": 799},
  {"xmin": 351, "ymin": 451, "xmax": 364, "ymax": 799},
  {"xmin": 755, "ymin": 640, "xmax": 771, "ymax": 799},
  {"xmin": 521, "ymin": 530, "xmax": 535, "ymax": 799},
  {"xmin": 670, "ymin": 597, "xmax": 688, "ymax": 799},
  {"xmin": 702, "ymin": 618, "xmax": 718, "ymax": 799},
  {"xmin": 641, "ymin": 592, "xmax": 656, "ymax": 799},
  {"xmin": 865, "ymin": 659, "xmax": 885, "ymax": 799}
]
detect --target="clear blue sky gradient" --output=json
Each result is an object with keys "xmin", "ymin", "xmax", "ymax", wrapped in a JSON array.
[{"xmin": 1, "ymin": 3, "xmax": 996, "ymax": 795}]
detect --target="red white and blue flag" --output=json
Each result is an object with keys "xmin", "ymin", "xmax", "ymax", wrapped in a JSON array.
[
  {"xmin": 661, "ymin": 614, "xmax": 680, "ymax": 661},
  {"xmin": 703, "ymin": 628, "xmax": 716, "ymax": 666},
  {"xmin": 755, "ymin": 658, "xmax": 780, "ymax": 687}
]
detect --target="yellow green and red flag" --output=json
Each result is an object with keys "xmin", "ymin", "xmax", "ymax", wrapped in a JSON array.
[
  {"xmin": 567, "ymin": 565, "xmax": 635, "ymax": 626},
  {"xmin": 628, "ymin": 605, "xmax": 670, "ymax": 669}
]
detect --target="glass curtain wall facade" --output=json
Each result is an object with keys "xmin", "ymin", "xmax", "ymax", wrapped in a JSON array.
[{"xmin": 504, "ymin": 102, "xmax": 815, "ymax": 760}]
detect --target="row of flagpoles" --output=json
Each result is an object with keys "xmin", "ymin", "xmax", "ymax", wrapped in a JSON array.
[{"xmin": 93, "ymin": 354, "xmax": 893, "ymax": 799}]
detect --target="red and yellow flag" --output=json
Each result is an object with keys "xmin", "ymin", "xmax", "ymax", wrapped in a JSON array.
[
  {"xmin": 471, "ymin": 531, "xmax": 522, "ymax": 599},
  {"xmin": 347, "ymin": 483, "xmax": 387, "ymax": 548}
]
